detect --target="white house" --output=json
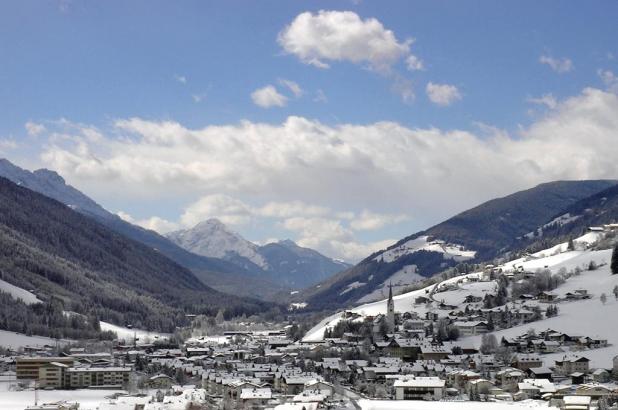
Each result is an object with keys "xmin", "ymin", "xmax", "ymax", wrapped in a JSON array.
[{"xmin": 394, "ymin": 377, "xmax": 445, "ymax": 400}]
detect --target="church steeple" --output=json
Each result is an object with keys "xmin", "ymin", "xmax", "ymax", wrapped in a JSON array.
[{"xmin": 386, "ymin": 282, "xmax": 395, "ymax": 332}]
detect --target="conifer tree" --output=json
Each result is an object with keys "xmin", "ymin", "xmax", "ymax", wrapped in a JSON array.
[{"xmin": 611, "ymin": 244, "xmax": 618, "ymax": 274}]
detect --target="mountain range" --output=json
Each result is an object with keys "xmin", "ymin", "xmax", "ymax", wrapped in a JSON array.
[
  {"xmin": 0, "ymin": 159, "xmax": 347, "ymax": 298},
  {"xmin": 0, "ymin": 176, "xmax": 272, "ymax": 335},
  {"xmin": 293, "ymin": 179, "xmax": 618, "ymax": 310},
  {"xmin": 167, "ymin": 220, "xmax": 350, "ymax": 288}
]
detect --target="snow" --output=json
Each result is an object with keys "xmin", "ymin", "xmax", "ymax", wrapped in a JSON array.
[
  {"xmin": 340, "ymin": 281, "xmax": 366, "ymax": 295},
  {"xmin": 468, "ymin": 248, "xmax": 618, "ymax": 368},
  {"xmin": 357, "ymin": 265, "xmax": 424, "ymax": 304},
  {"xmin": 0, "ymin": 388, "xmax": 125, "ymax": 410},
  {"xmin": 375, "ymin": 236, "xmax": 476, "ymax": 264},
  {"xmin": 359, "ymin": 399, "xmax": 547, "ymax": 410},
  {"xmin": 0, "ymin": 278, "xmax": 42, "ymax": 305},
  {"xmin": 99, "ymin": 322, "xmax": 170, "ymax": 343},
  {"xmin": 0, "ymin": 330, "xmax": 71, "ymax": 349},
  {"xmin": 166, "ymin": 219, "xmax": 269, "ymax": 269},
  {"xmin": 524, "ymin": 213, "xmax": 582, "ymax": 238}
]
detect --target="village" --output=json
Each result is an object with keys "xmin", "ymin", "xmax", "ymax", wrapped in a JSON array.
[{"xmin": 2, "ymin": 226, "xmax": 618, "ymax": 410}]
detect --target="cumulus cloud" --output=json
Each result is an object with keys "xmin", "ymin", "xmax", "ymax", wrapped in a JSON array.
[
  {"xmin": 180, "ymin": 194, "xmax": 253, "ymax": 227},
  {"xmin": 528, "ymin": 93, "xmax": 558, "ymax": 109},
  {"xmin": 426, "ymin": 82, "xmax": 462, "ymax": 106},
  {"xmin": 539, "ymin": 55, "xmax": 573, "ymax": 73},
  {"xmin": 251, "ymin": 85, "xmax": 288, "ymax": 108},
  {"xmin": 278, "ymin": 10, "xmax": 411, "ymax": 72},
  {"xmin": 32, "ymin": 87, "xmax": 618, "ymax": 261},
  {"xmin": 117, "ymin": 211, "xmax": 179, "ymax": 234}
]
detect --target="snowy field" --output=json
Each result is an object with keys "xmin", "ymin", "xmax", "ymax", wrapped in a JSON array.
[
  {"xmin": 0, "ymin": 388, "xmax": 125, "ymax": 410},
  {"xmin": 100, "ymin": 321, "xmax": 170, "ymax": 343},
  {"xmin": 359, "ymin": 399, "xmax": 548, "ymax": 410},
  {"xmin": 0, "ymin": 278, "xmax": 41, "ymax": 305},
  {"xmin": 0, "ymin": 330, "xmax": 71, "ymax": 349}
]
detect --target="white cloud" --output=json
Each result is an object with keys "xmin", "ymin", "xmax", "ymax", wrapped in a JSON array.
[
  {"xmin": 598, "ymin": 69, "xmax": 618, "ymax": 93},
  {"xmin": 528, "ymin": 93, "xmax": 558, "ymax": 109},
  {"xmin": 251, "ymin": 85, "xmax": 288, "ymax": 108},
  {"xmin": 426, "ymin": 82, "xmax": 462, "ymax": 106},
  {"xmin": 192, "ymin": 94, "xmax": 206, "ymax": 103},
  {"xmin": 173, "ymin": 74, "xmax": 187, "ymax": 84},
  {"xmin": 256, "ymin": 201, "xmax": 330, "ymax": 218},
  {"xmin": 406, "ymin": 54, "xmax": 424, "ymax": 71},
  {"xmin": 32, "ymin": 87, "xmax": 618, "ymax": 261},
  {"xmin": 117, "ymin": 211, "xmax": 179, "ymax": 234},
  {"xmin": 539, "ymin": 55, "xmax": 573, "ymax": 73},
  {"xmin": 180, "ymin": 194, "xmax": 253, "ymax": 228},
  {"xmin": 0, "ymin": 139, "xmax": 18, "ymax": 153},
  {"xmin": 278, "ymin": 79, "xmax": 303, "ymax": 98},
  {"xmin": 350, "ymin": 210, "xmax": 408, "ymax": 231},
  {"xmin": 278, "ymin": 10, "xmax": 411, "ymax": 72},
  {"xmin": 25, "ymin": 121, "xmax": 46, "ymax": 136}
]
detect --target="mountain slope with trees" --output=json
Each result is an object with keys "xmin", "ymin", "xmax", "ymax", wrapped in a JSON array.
[
  {"xmin": 0, "ymin": 177, "xmax": 275, "ymax": 337},
  {"xmin": 294, "ymin": 180, "xmax": 617, "ymax": 310}
]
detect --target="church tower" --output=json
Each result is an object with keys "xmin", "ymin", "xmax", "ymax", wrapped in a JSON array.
[{"xmin": 386, "ymin": 282, "xmax": 395, "ymax": 332}]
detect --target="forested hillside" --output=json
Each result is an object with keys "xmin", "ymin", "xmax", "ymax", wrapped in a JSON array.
[{"xmin": 0, "ymin": 177, "xmax": 275, "ymax": 338}]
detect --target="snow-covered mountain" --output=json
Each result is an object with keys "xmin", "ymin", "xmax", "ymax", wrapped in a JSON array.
[
  {"xmin": 292, "ymin": 180, "xmax": 617, "ymax": 310},
  {"xmin": 167, "ymin": 219, "xmax": 269, "ymax": 270},
  {"xmin": 167, "ymin": 219, "xmax": 350, "ymax": 288}
]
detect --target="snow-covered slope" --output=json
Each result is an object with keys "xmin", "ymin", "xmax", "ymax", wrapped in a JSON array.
[
  {"xmin": 375, "ymin": 236, "xmax": 476, "ymax": 263},
  {"xmin": 303, "ymin": 230, "xmax": 616, "ymax": 349},
  {"xmin": 167, "ymin": 219, "xmax": 268, "ymax": 269},
  {"xmin": 0, "ymin": 278, "xmax": 41, "ymax": 305}
]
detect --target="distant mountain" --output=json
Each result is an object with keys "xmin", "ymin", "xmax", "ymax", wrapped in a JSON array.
[
  {"xmin": 167, "ymin": 219, "xmax": 268, "ymax": 271},
  {"xmin": 294, "ymin": 180, "xmax": 617, "ymax": 310},
  {"xmin": 0, "ymin": 159, "xmax": 285, "ymax": 299},
  {"xmin": 167, "ymin": 219, "xmax": 350, "ymax": 288},
  {"xmin": 0, "ymin": 177, "xmax": 274, "ymax": 336}
]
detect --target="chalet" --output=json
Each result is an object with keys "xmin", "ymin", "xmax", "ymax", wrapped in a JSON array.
[
  {"xmin": 527, "ymin": 367, "xmax": 553, "ymax": 380},
  {"xmin": 592, "ymin": 369, "xmax": 610, "ymax": 383},
  {"xmin": 496, "ymin": 368, "xmax": 525, "ymax": 392}
]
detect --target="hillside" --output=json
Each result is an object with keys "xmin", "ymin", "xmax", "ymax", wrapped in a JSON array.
[
  {"xmin": 295, "ymin": 180, "xmax": 616, "ymax": 310},
  {"xmin": 0, "ymin": 159, "xmax": 286, "ymax": 299},
  {"xmin": 167, "ymin": 219, "xmax": 349, "ymax": 289},
  {"xmin": 304, "ymin": 229, "xmax": 618, "ymax": 370},
  {"xmin": 0, "ymin": 177, "xmax": 273, "ymax": 337}
]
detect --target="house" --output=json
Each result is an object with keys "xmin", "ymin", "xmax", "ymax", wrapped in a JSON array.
[
  {"xmin": 592, "ymin": 369, "xmax": 610, "ymax": 383},
  {"xmin": 538, "ymin": 291, "xmax": 558, "ymax": 303},
  {"xmin": 554, "ymin": 356, "xmax": 590, "ymax": 376},
  {"xmin": 562, "ymin": 395, "xmax": 591, "ymax": 410},
  {"xmin": 453, "ymin": 321, "xmax": 489, "ymax": 336},
  {"xmin": 512, "ymin": 354, "xmax": 543, "ymax": 370},
  {"xmin": 148, "ymin": 374, "xmax": 174, "ymax": 389},
  {"xmin": 394, "ymin": 377, "xmax": 445, "ymax": 400},
  {"xmin": 239, "ymin": 388, "xmax": 272, "ymax": 407},
  {"xmin": 527, "ymin": 367, "xmax": 553, "ymax": 380}
]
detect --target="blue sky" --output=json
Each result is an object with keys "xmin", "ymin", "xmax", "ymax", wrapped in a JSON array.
[{"xmin": 1, "ymin": 1, "xmax": 618, "ymax": 261}]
